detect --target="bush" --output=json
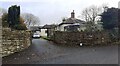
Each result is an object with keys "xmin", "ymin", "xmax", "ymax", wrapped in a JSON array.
[
  {"xmin": 2, "ymin": 13, "xmax": 9, "ymax": 27},
  {"xmin": 14, "ymin": 24, "xmax": 27, "ymax": 30}
]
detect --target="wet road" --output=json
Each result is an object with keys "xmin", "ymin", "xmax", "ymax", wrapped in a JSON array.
[{"xmin": 2, "ymin": 39, "xmax": 118, "ymax": 64}]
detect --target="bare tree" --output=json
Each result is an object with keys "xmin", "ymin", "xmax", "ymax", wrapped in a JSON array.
[
  {"xmin": 0, "ymin": 8, "xmax": 7, "ymax": 27},
  {"xmin": 82, "ymin": 5, "xmax": 102, "ymax": 23},
  {"xmin": 81, "ymin": 5, "xmax": 105, "ymax": 31},
  {"xmin": 21, "ymin": 13, "xmax": 40, "ymax": 28},
  {"xmin": 0, "ymin": 8, "xmax": 7, "ymax": 16},
  {"xmin": 102, "ymin": 3, "xmax": 109, "ymax": 12}
]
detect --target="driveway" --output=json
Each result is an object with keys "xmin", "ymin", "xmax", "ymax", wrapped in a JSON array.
[{"xmin": 2, "ymin": 38, "xmax": 118, "ymax": 64}]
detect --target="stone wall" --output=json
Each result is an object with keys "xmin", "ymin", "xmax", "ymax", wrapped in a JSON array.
[
  {"xmin": 0, "ymin": 18, "xmax": 2, "ymax": 65},
  {"xmin": 1, "ymin": 28, "xmax": 31, "ymax": 57},
  {"xmin": 52, "ymin": 31, "xmax": 112, "ymax": 46},
  {"xmin": 0, "ymin": 19, "xmax": 2, "ymax": 54}
]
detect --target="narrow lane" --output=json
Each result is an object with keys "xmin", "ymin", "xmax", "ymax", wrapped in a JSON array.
[{"xmin": 2, "ymin": 38, "xmax": 118, "ymax": 64}]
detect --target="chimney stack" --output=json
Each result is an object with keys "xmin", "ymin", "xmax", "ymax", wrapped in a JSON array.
[{"xmin": 71, "ymin": 10, "xmax": 75, "ymax": 18}]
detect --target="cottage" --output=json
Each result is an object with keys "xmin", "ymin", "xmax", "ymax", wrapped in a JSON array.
[
  {"xmin": 42, "ymin": 24, "xmax": 57, "ymax": 37},
  {"xmin": 56, "ymin": 10, "xmax": 86, "ymax": 32},
  {"xmin": 40, "ymin": 27, "xmax": 48, "ymax": 37},
  {"xmin": 30, "ymin": 24, "xmax": 56, "ymax": 38}
]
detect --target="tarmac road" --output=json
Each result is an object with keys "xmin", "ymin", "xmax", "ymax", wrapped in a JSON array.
[{"xmin": 2, "ymin": 38, "xmax": 118, "ymax": 64}]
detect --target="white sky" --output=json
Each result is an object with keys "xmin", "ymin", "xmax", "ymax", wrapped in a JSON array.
[{"xmin": 0, "ymin": 0, "xmax": 120, "ymax": 25}]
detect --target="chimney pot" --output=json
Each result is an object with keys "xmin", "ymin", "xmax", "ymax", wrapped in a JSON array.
[{"xmin": 71, "ymin": 10, "xmax": 75, "ymax": 18}]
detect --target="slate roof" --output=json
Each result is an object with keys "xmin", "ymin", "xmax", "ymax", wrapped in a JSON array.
[
  {"xmin": 30, "ymin": 24, "xmax": 57, "ymax": 30},
  {"xmin": 59, "ymin": 18, "xmax": 85, "ymax": 26},
  {"xmin": 30, "ymin": 26, "xmax": 42, "ymax": 31},
  {"xmin": 42, "ymin": 24, "xmax": 57, "ymax": 29}
]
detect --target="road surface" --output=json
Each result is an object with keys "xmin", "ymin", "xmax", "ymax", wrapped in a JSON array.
[{"xmin": 2, "ymin": 38, "xmax": 118, "ymax": 64}]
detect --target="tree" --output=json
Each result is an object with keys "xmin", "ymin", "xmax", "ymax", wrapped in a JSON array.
[
  {"xmin": 21, "ymin": 13, "xmax": 40, "ymax": 29},
  {"xmin": 118, "ymin": 9, "xmax": 120, "ymax": 39},
  {"xmin": 101, "ymin": 7, "xmax": 119, "ymax": 40},
  {"xmin": 8, "ymin": 5, "xmax": 20, "ymax": 28},
  {"xmin": 2, "ymin": 13, "xmax": 9, "ymax": 27},
  {"xmin": 0, "ymin": 8, "xmax": 7, "ymax": 27},
  {"xmin": 81, "ymin": 5, "xmax": 103, "ymax": 32},
  {"xmin": 6, "ymin": 5, "xmax": 27, "ymax": 30},
  {"xmin": 101, "ymin": 7, "xmax": 118, "ymax": 30},
  {"xmin": 0, "ymin": 8, "xmax": 7, "ymax": 16},
  {"xmin": 81, "ymin": 5, "xmax": 102, "ymax": 23}
]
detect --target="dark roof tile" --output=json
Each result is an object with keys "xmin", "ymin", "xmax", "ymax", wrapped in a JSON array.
[{"xmin": 59, "ymin": 18, "xmax": 85, "ymax": 26}]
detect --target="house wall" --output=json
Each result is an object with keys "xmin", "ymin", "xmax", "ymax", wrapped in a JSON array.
[
  {"xmin": 40, "ymin": 29, "xmax": 47, "ymax": 37},
  {"xmin": 47, "ymin": 29, "xmax": 54, "ymax": 38},
  {"xmin": 57, "ymin": 23, "xmax": 86, "ymax": 31},
  {"xmin": 59, "ymin": 24, "xmax": 69, "ymax": 31},
  {"xmin": 58, "ymin": 24, "xmax": 74, "ymax": 31},
  {"xmin": 79, "ymin": 25, "xmax": 86, "ymax": 31}
]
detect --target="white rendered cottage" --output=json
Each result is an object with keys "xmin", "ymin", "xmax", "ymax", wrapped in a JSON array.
[{"xmin": 56, "ymin": 10, "xmax": 86, "ymax": 32}]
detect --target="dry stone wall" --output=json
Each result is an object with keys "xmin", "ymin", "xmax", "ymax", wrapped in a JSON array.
[
  {"xmin": 53, "ymin": 31, "xmax": 113, "ymax": 46},
  {"xmin": 1, "ymin": 28, "xmax": 31, "ymax": 57},
  {"xmin": 0, "ymin": 18, "xmax": 2, "ymax": 65}
]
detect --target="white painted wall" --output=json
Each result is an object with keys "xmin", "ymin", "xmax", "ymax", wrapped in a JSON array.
[
  {"xmin": 59, "ymin": 24, "xmax": 72, "ymax": 31},
  {"xmin": 58, "ymin": 23, "xmax": 87, "ymax": 31},
  {"xmin": 79, "ymin": 27, "xmax": 86, "ymax": 31},
  {"xmin": 57, "ymin": 22, "xmax": 103, "ymax": 32},
  {"xmin": 40, "ymin": 29, "xmax": 47, "ymax": 37},
  {"xmin": 79, "ymin": 24, "xmax": 86, "ymax": 31},
  {"xmin": 36, "ymin": 31, "xmax": 40, "ymax": 34}
]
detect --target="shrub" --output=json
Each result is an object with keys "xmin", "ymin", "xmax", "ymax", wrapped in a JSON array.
[
  {"xmin": 14, "ymin": 24, "xmax": 27, "ymax": 30},
  {"xmin": 2, "ymin": 13, "xmax": 9, "ymax": 27}
]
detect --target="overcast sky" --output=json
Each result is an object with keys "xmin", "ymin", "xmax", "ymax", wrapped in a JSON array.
[{"xmin": 0, "ymin": 0, "xmax": 119, "ymax": 26}]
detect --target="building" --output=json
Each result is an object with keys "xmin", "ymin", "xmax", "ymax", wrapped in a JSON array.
[
  {"xmin": 30, "ymin": 24, "xmax": 57, "ymax": 37},
  {"xmin": 30, "ymin": 26, "xmax": 42, "ymax": 32},
  {"xmin": 56, "ymin": 10, "xmax": 86, "ymax": 32},
  {"xmin": 42, "ymin": 24, "xmax": 57, "ymax": 37}
]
